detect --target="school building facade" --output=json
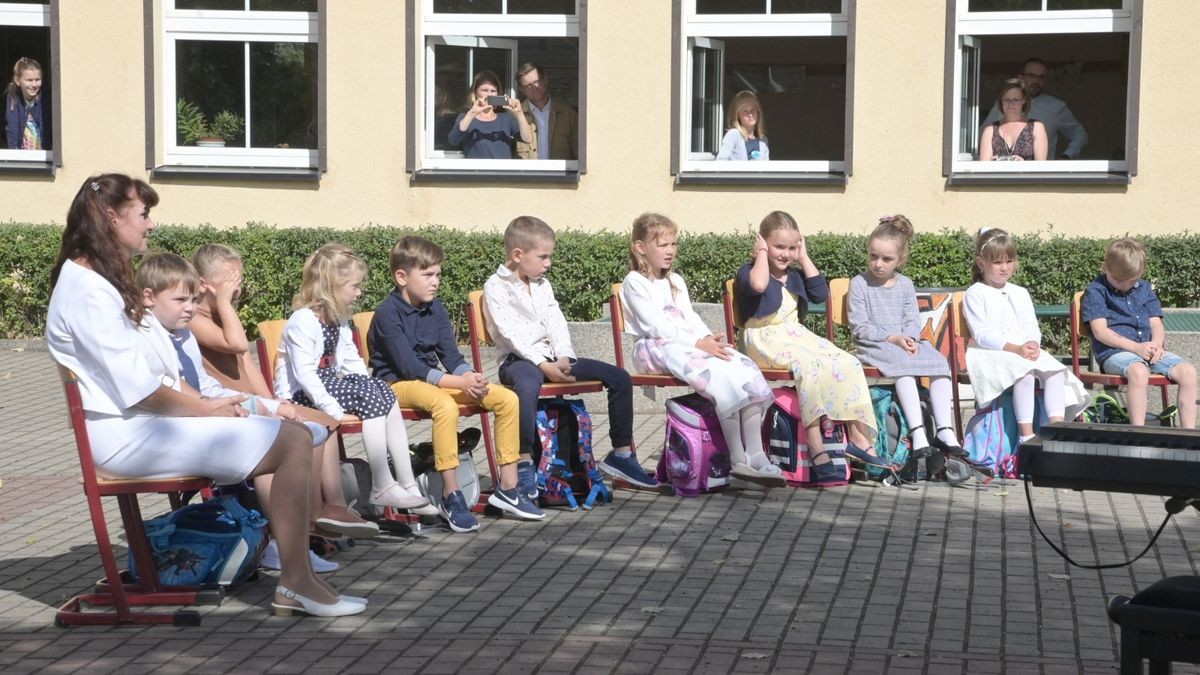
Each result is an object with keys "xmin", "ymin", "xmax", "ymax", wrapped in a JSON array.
[{"xmin": 0, "ymin": 1, "xmax": 1189, "ymax": 236}]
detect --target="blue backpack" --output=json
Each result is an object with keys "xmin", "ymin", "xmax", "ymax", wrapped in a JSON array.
[
  {"xmin": 869, "ymin": 386, "xmax": 911, "ymax": 480},
  {"xmin": 132, "ymin": 495, "xmax": 268, "ymax": 587},
  {"xmin": 535, "ymin": 398, "xmax": 612, "ymax": 510},
  {"xmin": 963, "ymin": 388, "xmax": 1047, "ymax": 479}
]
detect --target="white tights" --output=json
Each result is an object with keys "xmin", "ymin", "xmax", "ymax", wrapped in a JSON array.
[
  {"xmin": 1012, "ymin": 371, "xmax": 1066, "ymax": 424},
  {"xmin": 361, "ymin": 403, "xmax": 415, "ymax": 489},
  {"xmin": 718, "ymin": 401, "xmax": 772, "ymax": 470},
  {"xmin": 893, "ymin": 376, "xmax": 960, "ymax": 447}
]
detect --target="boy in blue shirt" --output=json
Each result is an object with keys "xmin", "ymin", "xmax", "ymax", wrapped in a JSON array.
[
  {"xmin": 1081, "ymin": 237, "xmax": 1197, "ymax": 428},
  {"xmin": 369, "ymin": 235, "xmax": 543, "ymax": 532}
]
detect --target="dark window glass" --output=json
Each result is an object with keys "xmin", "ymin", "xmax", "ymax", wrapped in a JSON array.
[
  {"xmin": 432, "ymin": 0, "xmax": 503, "ymax": 13},
  {"xmin": 771, "ymin": 0, "xmax": 842, "ymax": 12},
  {"xmin": 0, "ymin": 25, "xmax": 52, "ymax": 150},
  {"xmin": 507, "ymin": 0, "xmax": 576, "ymax": 13},
  {"xmin": 968, "ymin": 0, "xmax": 1040, "ymax": 10},
  {"xmin": 1047, "ymin": 0, "xmax": 1122, "ymax": 8},
  {"xmin": 696, "ymin": 0, "xmax": 767, "ymax": 13},
  {"xmin": 176, "ymin": 41, "xmax": 245, "ymax": 146},
  {"xmin": 176, "ymin": 0, "xmax": 317, "ymax": 10}
]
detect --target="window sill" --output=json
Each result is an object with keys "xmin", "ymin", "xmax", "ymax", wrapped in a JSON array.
[
  {"xmin": 150, "ymin": 165, "xmax": 320, "ymax": 182},
  {"xmin": 946, "ymin": 171, "xmax": 1129, "ymax": 186},
  {"xmin": 674, "ymin": 171, "xmax": 846, "ymax": 186},
  {"xmin": 410, "ymin": 168, "xmax": 580, "ymax": 184},
  {"xmin": 0, "ymin": 160, "xmax": 55, "ymax": 176}
]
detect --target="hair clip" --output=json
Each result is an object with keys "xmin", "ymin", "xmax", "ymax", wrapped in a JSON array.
[
  {"xmin": 89, "ymin": 181, "xmax": 99, "ymax": 192},
  {"xmin": 978, "ymin": 226, "xmax": 994, "ymax": 235}
]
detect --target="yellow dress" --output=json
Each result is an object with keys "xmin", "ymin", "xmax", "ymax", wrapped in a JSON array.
[{"xmin": 742, "ymin": 289, "xmax": 877, "ymax": 436}]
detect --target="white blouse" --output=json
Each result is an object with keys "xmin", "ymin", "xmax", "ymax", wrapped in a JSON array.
[
  {"xmin": 483, "ymin": 264, "xmax": 576, "ymax": 364},
  {"xmin": 46, "ymin": 260, "xmax": 161, "ymax": 416},
  {"xmin": 619, "ymin": 271, "xmax": 712, "ymax": 347},
  {"xmin": 274, "ymin": 307, "xmax": 366, "ymax": 417},
  {"xmin": 963, "ymin": 281, "xmax": 1042, "ymax": 351}
]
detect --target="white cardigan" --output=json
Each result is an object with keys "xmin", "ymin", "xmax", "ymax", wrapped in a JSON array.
[
  {"xmin": 619, "ymin": 271, "xmax": 712, "ymax": 347},
  {"xmin": 273, "ymin": 307, "xmax": 367, "ymax": 418},
  {"xmin": 716, "ymin": 128, "xmax": 770, "ymax": 161}
]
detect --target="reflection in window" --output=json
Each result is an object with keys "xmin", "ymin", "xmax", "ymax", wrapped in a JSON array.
[{"xmin": 967, "ymin": 0, "xmax": 1121, "ymax": 10}]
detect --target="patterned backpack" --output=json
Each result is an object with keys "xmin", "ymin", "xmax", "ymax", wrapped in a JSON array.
[
  {"xmin": 868, "ymin": 386, "xmax": 911, "ymax": 481},
  {"xmin": 963, "ymin": 388, "xmax": 1046, "ymax": 479},
  {"xmin": 762, "ymin": 387, "xmax": 851, "ymax": 487},
  {"xmin": 655, "ymin": 393, "xmax": 732, "ymax": 497},
  {"xmin": 535, "ymin": 398, "xmax": 611, "ymax": 510}
]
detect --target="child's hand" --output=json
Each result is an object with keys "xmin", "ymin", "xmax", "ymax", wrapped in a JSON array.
[
  {"xmin": 1021, "ymin": 341, "xmax": 1041, "ymax": 361},
  {"xmin": 754, "ymin": 234, "xmax": 768, "ymax": 258},
  {"xmin": 696, "ymin": 335, "xmax": 733, "ymax": 361},
  {"xmin": 204, "ymin": 395, "xmax": 249, "ymax": 418},
  {"xmin": 888, "ymin": 335, "xmax": 918, "ymax": 354},
  {"xmin": 465, "ymin": 371, "xmax": 489, "ymax": 399},
  {"xmin": 275, "ymin": 401, "xmax": 302, "ymax": 422},
  {"xmin": 212, "ymin": 267, "xmax": 243, "ymax": 303},
  {"xmin": 792, "ymin": 233, "xmax": 809, "ymax": 264},
  {"xmin": 539, "ymin": 360, "xmax": 576, "ymax": 383}
]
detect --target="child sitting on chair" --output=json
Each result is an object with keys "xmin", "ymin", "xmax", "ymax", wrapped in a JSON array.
[
  {"xmin": 1081, "ymin": 237, "xmax": 1197, "ymax": 428},
  {"xmin": 368, "ymin": 235, "xmax": 541, "ymax": 531}
]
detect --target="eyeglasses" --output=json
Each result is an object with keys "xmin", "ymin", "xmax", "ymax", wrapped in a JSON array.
[
  {"xmin": 1002, "ymin": 98, "xmax": 1025, "ymax": 105},
  {"xmin": 739, "ymin": 109, "xmax": 759, "ymax": 117}
]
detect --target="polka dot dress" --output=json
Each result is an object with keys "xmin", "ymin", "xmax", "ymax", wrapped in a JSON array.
[{"xmin": 291, "ymin": 322, "xmax": 395, "ymax": 419}]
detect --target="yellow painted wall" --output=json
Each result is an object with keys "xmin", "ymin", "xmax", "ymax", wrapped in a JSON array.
[{"xmin": 4, "ymin": 1, "xmax": 1196, "ymax": 237}]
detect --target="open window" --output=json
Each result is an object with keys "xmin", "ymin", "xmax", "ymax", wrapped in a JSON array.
[
  {"xmin": 945, "ymin": 0, "xmax": 1138, "ymax": 183},
  {"xmin": 410, "ymin": 0, "xmax": 582, "ymax": 181},
  {"xmin": 157, "ymin": 0, "xmax": 320, "ymax": 177},
  {"xmin": 675, "ymin": 0, "xmax": 852, "ymax": 184},
  {"xmin": 0, "ymin": 0, "xmax": 54, "ymax": 173}
]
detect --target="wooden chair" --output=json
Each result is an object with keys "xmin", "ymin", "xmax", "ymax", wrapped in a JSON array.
[
  {"xmin": 56, "ymin": 367, "xmax": 221, "ymax": 627},
  {"xmin": 1070, "ymin": 290, "xmax": 1170, "ymax": 409},
  {"xmin": 824, "ymin": 277, "xmax": 884, "ymax": 378},
  {"xmin": 464, "ymin": 290, "xmax": 604, "ymax": 397},
  {"xmin": 947, "ymin": 291, "xmax": 972, "ymax": 435},
  {"xmin": 608, "ymin": 282, "xmax": 687, "ymax": 387},
  {"xmin": 350, "ymin": 310, "xmax": 499, "ymax": 504},
  {"xmin": 721, "ymin": 278, "xmax": 795, "ymax": 382}
]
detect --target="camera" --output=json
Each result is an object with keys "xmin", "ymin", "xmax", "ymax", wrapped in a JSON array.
[{"xmin": 487, "ymin": 95, "xmax": 508, "ymax": 108}]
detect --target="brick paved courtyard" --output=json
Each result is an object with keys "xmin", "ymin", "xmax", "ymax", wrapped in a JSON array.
[{"xmin": 2, "ymin": 347, "xmax": 1199, "ymax": 674}]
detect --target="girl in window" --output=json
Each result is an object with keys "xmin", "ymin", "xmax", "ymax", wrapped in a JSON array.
[
  {"xmin": 6, "ymin": 57, "xmax": 50, "ymax": 150},
  {"xmin": 716, "ymin": 90, "xmax": 769, "ymax": 161}
]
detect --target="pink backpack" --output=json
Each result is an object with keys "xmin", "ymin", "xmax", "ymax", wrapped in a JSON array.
[
  {"xmin": 762, "ymin": 387, "xmax": 851, "ymax": 487},
  {"xmin": 655, "ymin": 393, "xmax": 731, "ymax": 497}
]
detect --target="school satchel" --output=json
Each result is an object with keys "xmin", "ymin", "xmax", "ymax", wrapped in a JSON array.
[
  {"xmin": 535, "ymin": 398, "xmax": 611, "ymax": 510},
  {"xmin": 868, "ymin": 386, "xmax": 911, "ymax": 481},
  {"xmin": 656, "ymin": 393, "xmax": 733, "ymax": 496},
  {"xmin": 131, "ymin": 495, "xmax": 268, "ymax": 587},
  {"xmin": 762, "ymin": 386, "xmax": 850, "ymax": 487}
]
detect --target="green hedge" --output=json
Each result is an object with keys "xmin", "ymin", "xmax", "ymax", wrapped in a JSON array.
[{"xmin": 5, "ymin": 222, "xmax": 1200, "ymax": 354}]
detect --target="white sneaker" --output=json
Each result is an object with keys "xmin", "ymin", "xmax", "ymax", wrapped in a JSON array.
[
  {"xmin": 370, "ymin": 482, "xmax": 431, "ymax": 510},
  {"xmin": 261, "ymin": 539, "xmax": 340, "ymax": 574}
]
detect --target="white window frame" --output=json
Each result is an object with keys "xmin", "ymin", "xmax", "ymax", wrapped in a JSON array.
[
  {"xmin": 0, "ymin": 1, "xmax": 51, "ymax": 165},
  {"xmin": 949, "ymin": 0, "xmax": 1133, "ymax": 176},
  {"xmin": 416, "ymin": 0, "xmax": 581, "ymax": 173},
  {"xmin": 161, "ymin": 2, "xmax": 318, "ymax": 169},
  {"xmin": 679, "ymin": 0, "xmax": 848, "ymax": 175}
]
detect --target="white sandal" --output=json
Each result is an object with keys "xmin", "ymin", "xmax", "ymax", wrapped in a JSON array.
[{"xmin": 271, "ymin": 585, "xmax": 365, "ymax": 617}]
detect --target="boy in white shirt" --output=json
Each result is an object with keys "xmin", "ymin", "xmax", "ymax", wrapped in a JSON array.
[{"xmin": 483, "ymin": 216, "xmax": 657, "ymax": 496}]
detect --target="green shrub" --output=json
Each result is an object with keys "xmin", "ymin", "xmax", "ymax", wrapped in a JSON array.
[{"xmin": 4, "ymin": 222, "xmax": 1200, "ymax": 356}]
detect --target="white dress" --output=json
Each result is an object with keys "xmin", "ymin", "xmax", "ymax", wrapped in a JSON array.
[
  {"xmin": 620, "ymin": 271, "xmax": 771, "ymax": 418},
  {"xmin": 963, "ymin": 281, "xmax": 1089, "ymax": 419},
  {"xmin": 46, "ymin": 260, "xmax": 279, "ymax": 483}
]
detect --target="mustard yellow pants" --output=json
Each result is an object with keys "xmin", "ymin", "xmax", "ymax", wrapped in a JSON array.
[{"xmin": 389, "ymin": 380, "xmax": 520, "ymax": 470}]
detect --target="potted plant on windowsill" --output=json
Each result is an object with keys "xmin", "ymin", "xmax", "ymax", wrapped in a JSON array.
[{"xmin": 176, "ymin": 99, "xmax": 245, "ymax": 148}]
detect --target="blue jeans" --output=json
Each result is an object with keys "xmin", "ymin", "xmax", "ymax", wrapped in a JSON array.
[
  {"xmin": 498, "ymin": 355, "xmax": 634, "ymax": 458},
  {"xmin": 1101, "ymin": 349, "xmax": 1187, "ymax": 378}
]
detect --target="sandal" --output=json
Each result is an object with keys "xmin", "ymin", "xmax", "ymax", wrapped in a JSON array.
[
  {"xmin": 810, "ymin": 451, "xmax": 847, "ymax": 486},
  {"xmin": 731, "ymin": 461, "xmax": 787, "ymax": 488},
  {"xmin": 930, "ymin": 426, "xmax": 967, "ymax": 457},
  {"xmin": 844, "ymin": 441, "xmax": 894, "ymax": 469}
]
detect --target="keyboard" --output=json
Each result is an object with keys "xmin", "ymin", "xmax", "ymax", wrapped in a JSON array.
[{"xmin": 1019, "ymin": 422, "xmax": 1200, "ymax": 498}]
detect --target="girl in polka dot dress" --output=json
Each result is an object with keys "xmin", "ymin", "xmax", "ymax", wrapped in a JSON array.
[{"xmin": 274, "ymin": 243, "xmax": 436, "ymax": 515}]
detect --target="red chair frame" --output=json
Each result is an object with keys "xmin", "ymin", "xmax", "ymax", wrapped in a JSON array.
[
  {"xmin": 56, "ymin": 367, "xmax": 220, "ymax": 627},
  {"xmin": 609, "ymin": 282, "xmax": 687, "ymax": 387},
  {"xmin": 1069, "ymin": 290, "xmax": 1171, "ymax": 410}
]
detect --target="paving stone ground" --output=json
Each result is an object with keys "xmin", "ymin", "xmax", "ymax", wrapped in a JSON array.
[{"xmin": 2, "ymin": 347, "xmax": 1199, "ymax": 673}]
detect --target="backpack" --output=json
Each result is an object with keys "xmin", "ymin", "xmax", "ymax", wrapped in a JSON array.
[
  {"xmin": 868, "ymin": 386, "xmax": 910, "ymax": 480},
  {"xmin": 340, "ymin": 428, "xmax": 483, "ymax": 520},
  {"xmin": 762, "ymin": 387, "xmax": 851, "ymax": 487},
  {"xmin": 655, "ymin": 393, "xmax": 732, "ymax": 496},
  {"xmin": 132, "ymin": 495, "xmax": 268, "ymax": 587},
  {"xmin": 962, "ymin": 388, "xmax": 1047, "ymax": 479},
  {"xmin": 535, "ymin": 398, "xmax": 612, "ymax": 510},
  {"xmin": 1081, "ymin": 390, "xmax": 1178, "ymax": 427}
]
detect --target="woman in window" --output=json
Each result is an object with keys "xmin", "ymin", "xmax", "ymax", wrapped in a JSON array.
[
  {"xmin": 5, "ymin": 57, "xmax": 51, "ymax": 150},
  {"xmin": 716, "ymin": 90, "xmax": 769, "ymax": 161},
  {"xmin": 447, "ymin": 70, "xmax": 532, "ymax": 159},
  {"xmin": 979, "ymin": 79, "xmax": 1047, "ymax": 161}
]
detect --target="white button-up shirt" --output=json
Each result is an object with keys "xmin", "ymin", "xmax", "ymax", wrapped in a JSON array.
[{"xmin": 483, "ymin": 264, "xmax": 576, "ymax": 364}]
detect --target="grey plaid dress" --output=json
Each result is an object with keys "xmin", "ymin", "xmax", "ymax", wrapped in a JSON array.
[{"xmin": 848, "ymin": 273, "xmax": 951, "ymax": 378}]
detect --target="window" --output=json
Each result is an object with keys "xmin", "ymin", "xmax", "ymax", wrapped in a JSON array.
[
  {"xmin": 159, "ymin": 0, "xmax": 319, "ymax": 173},
  {"xmin": 0, "ymin": 0, "xmax": 54, "ymax": 172},
  {"xmin": 411, "ymin": 0, "xmax": 582, "ymax": 180},
  {"xmin": 945, "ymin": 0, "xmax": 1138, "ymax": 183},
  {"xmin": 675, "ymin": 0, "xmax": 851, "ymax": 183}
]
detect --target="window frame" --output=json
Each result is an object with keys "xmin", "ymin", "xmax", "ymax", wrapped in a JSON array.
[
  {"xmin": 0, "ymin": 0, "xmax": 57, "ymax": 174},
  {"xmin": 152, "ymin": 0, "xmax": 323, "ymax": 179},
  {"xmin": 942, "ymin": 0, "xmax": 1141, "ymax": 185},
  {"xmin": 672, "ymin": 0, "xmax": 855, "ymax": 185},
  {"xmin": 407, "ymin": 0, "xmax": 584, "ymax": 183}
]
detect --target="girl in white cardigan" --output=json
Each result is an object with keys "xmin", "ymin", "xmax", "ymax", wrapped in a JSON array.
[
  {"xmin": 276, "ymin": 244, "xmax": 434, "ymax": 515},
  {"xmin": 619, "ymin": 212, "xmax": 782, "ymax": 486},
  {"xmin": 963, "ymin": 228, "xmax": 1088, "ymax": 442}
]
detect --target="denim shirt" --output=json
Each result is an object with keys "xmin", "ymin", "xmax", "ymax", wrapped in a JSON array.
[
  {"xmin": 733, "ymin": 262, "xmax": 828, "ymax": 324},
  {"xmin": 368, "ymin": 291, "xmax": 471, "ymax": 385},
  {"xmin": 1080, "ymin": 273, "xmax": 1163, "ymax": 368}
]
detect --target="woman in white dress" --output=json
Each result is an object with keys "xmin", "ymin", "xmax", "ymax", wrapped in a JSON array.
[{"xmin": 45, "ymin": 174, "xmax": 362, "ymax": 618}]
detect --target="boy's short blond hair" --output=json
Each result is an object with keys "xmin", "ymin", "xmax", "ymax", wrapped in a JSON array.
[
  {"xmin": 192, "ymin": 243, "xmax": 242, "ymax": 279},
  {"xmin": 137, "ymin": 252, "xmax": 199, "ymax": 295},
  {"xmin": 1103, "ymin": 237, "xmax": 1147, "ymax": 280},
  {"xmin": 504, "ymin": 215, "xmax": 555, "ymax": 254},
  {"xmin": 389, "ymin": 235, "xmax": 445, "ymax": 275}
]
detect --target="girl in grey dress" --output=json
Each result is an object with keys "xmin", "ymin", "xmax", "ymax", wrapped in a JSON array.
[{"xmin": 847, "ymin": 215, "xmax": 964, "ymax": 457}]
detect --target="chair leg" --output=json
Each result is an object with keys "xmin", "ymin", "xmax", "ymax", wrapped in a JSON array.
[
  {"xmin": 118, "ymin": 494, "xmax": 162, "ymax": 595},
  {"xmin": 1120, "ymin": 625, "xmax": 1143, "ymax": 675},
  {"xmin": 477, "ymin": 411, "xmax": 499, "ymax": 510}
]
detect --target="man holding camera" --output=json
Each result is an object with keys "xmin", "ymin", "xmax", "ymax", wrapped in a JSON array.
[
  {"xmin": 515, "ymin": 62, "xmax": 578, "ymax": 161},
  {"xmin": 981, "ymin": 57, "xmax": 1088, "ymax": 160}
]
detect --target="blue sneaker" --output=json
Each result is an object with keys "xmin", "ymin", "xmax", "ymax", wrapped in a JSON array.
[
  {"xmin": 487, "ymin": 488, "xmax": 545, "ymax": 521},
  {"xmin": 600, "ymin": 451, "xmax": 659, "ymax": 489},
  {"xmin": 516, "ymin": 460, "xmax": 538, "ymax": 500},
  {"xmin": 438, "ymin": 490, "xmax": 480, "ymax": 533}
]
